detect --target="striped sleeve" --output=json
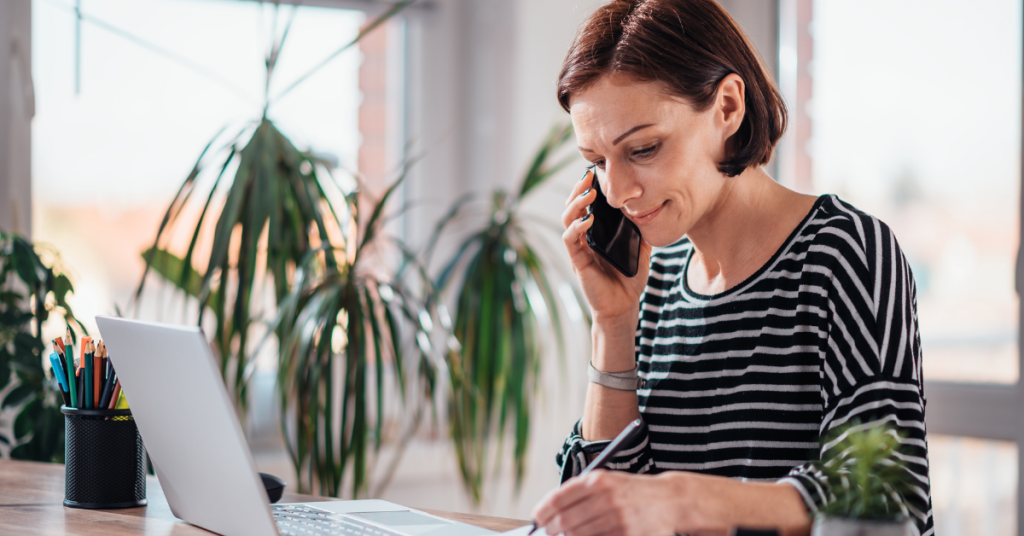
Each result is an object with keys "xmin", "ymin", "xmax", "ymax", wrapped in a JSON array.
[
  {"xmin": 556, "ymin": 418, "xmax": 655, "ymax": 483},
  {"xmin": 779, "ymin": 209, "xmax": 933, "ymax": 535}
]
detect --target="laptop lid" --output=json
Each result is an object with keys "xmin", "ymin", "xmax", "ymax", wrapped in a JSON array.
[{"xmin": 96, "ymin": 316, "xmax": 278, "ymax": 536}]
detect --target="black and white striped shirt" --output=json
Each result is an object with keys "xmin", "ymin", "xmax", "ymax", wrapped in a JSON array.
[{"xmin": 557, "ymin": 195, "xmax": 933, "ymax": 535}]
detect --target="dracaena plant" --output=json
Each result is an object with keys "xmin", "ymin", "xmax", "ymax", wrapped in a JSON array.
[
  {"xmin": 132, "ymin": 2, "xmax": 413, "ymax": 419},
  {"xmin": 130, "ymin": 2, "xmax": 431, "ymax": 497},
  {"xmin": 272, "ymin": 171, "xmax": 445, "ymax": 498},
  {"xmin": 430, "ymin": 123, "xmax": 590, "ymax": 501},
  {"xmin": 0, "ymin": 231, "xmax": 85, "ymax": 462}
]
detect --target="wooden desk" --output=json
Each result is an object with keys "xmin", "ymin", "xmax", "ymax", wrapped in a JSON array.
[{"xmin": 0, "ymin": 459, "xmax": 529, "ymax": 535}]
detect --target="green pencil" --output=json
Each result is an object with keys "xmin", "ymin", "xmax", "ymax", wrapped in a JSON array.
[{"xmin": 64, "ymin": 330, "xmax": 77, "ymax": 408}]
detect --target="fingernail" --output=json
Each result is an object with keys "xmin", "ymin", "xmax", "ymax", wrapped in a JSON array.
[
  {"xmin": 581, "ymin": 214, "xmax": 591, "ymax": 222},
  {"xmin": 579, "ymin": 188, "xmax": 591, "ymax": 198},
  {"xmin": 580, "ymin": 169, "xmax": 591, "ymax": 181}
]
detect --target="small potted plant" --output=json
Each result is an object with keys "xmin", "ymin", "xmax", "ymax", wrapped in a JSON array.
[{"xmin": 812, "ymin": 423, "xmax": 915, "ymax": 536}]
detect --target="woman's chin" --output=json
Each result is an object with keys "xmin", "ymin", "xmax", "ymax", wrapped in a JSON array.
[{"xmin": 642, "ymin": 229, "xmax": 688, "ymax": 248}]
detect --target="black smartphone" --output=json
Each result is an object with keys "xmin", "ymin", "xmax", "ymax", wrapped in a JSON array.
[{"xmin": 584, "ymin": 168, "xmax": 642, "ymax": 277}]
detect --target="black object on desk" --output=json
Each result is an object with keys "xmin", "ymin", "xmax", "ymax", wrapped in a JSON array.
[
  {"xmin": 260, "ymin": 472, "xmax": 286, "ymax": 503},
  {"xmin": 62, "ymin": 406, "xmax": 147, "ymax": 509}
]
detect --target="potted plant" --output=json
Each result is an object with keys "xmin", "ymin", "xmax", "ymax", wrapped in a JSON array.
[
  {"xmin": 812, "ymin": 423, "xmax": 916, "ymax": 536},
  {"xmin": 428, "ymin": 123, "xmax": 590, "ymax": 501},
  {"xmin": 0, "ymin": 231, "xmax": 85, "ymax": 462}
]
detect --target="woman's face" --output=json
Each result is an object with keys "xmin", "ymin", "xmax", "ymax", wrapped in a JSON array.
[{"xmin": 569, "ymin": 74, "xmax": 736, "ymax": 248}]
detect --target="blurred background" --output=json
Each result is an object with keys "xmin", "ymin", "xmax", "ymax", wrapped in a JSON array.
[{"xmin": 0, "ymin": 0, "xmax": 1020, "ymax": 535}]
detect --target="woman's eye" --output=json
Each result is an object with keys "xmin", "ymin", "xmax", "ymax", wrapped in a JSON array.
[
  {"xmin": 632, "ymin": 144, "xmax": 658, "ymax": 159},
  {"xmin": 591, "ymin": 160, "xmax": 606, "ymax": 170}
]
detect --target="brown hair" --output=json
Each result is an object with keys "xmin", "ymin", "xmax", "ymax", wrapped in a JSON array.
[{"xmin": 558, "ymin": 0, "xmax": 787, "ymax": 177}]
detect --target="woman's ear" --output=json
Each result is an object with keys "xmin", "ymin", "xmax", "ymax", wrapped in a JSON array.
[{"xmin": 715, "ymin": 73, "xmax": 746, "ymax": 141}]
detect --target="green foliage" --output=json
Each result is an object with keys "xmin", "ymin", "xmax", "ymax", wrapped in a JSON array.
[
  {"xmin": 818, "ymin": 422, "xmax": 914, "ymax": 520},
  {"xmin": 273, "ymin": 170, "xmax": 440, "ymax": 498},
  {"xmin": 134, "ymin": 117, "xmax": 347, "ymax": 417},
  {"xmin": 133, "ymin": 3, "xmax": 421, "ymax": 497},
  {"xmin": 433, "ymin": 123, "xmax": 587, "ymax": 501},
  {"xmin": 0, "ymin": 231, "xmax": 85, "ymax": 462}
]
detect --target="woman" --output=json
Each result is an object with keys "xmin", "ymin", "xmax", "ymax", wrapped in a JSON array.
[{"xmin": 530, "ymin": 1, "xmax": 933, "ymax": 535}]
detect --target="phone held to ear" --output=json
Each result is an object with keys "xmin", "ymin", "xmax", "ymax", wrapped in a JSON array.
[{"xmin": 584, "ymin": 167, "xmax": 643, "ymax": 277}]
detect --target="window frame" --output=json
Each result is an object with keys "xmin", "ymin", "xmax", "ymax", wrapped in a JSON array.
[{"xmin": 773, "ymin": 1, "xmax": 1024, "ymax": 533}]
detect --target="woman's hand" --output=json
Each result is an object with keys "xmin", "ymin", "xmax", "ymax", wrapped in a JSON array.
[
  {"xmin": 531, "ymin": 470, "xmax": 683, "ymax": 536},
  {"xmin": 563, "ymin": 170, "xmax": 653, "ymax": 325},
  {"xmin": 532, "ymin": 470, "xmax": 813, "ymax": 536}
]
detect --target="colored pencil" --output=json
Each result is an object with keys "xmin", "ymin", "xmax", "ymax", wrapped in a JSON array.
[
  {"xmin": 54, "ymin": 336, "xmax": 65, "ymax": 354},
  {"xmin": 53, "ymin": 340, "xmax": 69, "ymax": 389},
  {"xmin": 92, "ymin": 342, "xmax": 102, "ymax": 408},
  {"xmin": 83, "ymin": 340, "xmax": 94, "ymax": 409},
  {"xmin": 107, "ymin": 381, "xmax": 121, "ymax": 410},
  {"xmin": 98, "ymin": 341, "xmax": 108, "ymax": 383},
  {"xmin": 49, "ymin": 353, "xmax": 71, "ymax": 407},
  {"xmin": 99, "ymin": 372, "xmax": 116, "ymax": 409},
  {"xmin": 64, "ymin": 331, "xmax": 77, "ymax": 408},
  {"xmin": 76, "ymin": 369, "xmax": 84, "ymax": 409}
]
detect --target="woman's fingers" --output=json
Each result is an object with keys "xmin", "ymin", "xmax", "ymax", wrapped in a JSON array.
[
  {"xmin": 562, "ymin": 213, "xmax": 596, "ymax": 267},
  {"xmin": 564, "ymin": 169, "xmax": 595, "ymax": 208},
  {"xmin": 563, "ymin": 181, "xmax": 597, "ymax": 229},
  {"xmin": 532, "ymin": 476, "xmax": 590, "ymax": 527}
]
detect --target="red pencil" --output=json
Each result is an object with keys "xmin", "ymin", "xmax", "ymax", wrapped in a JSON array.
[
  {"xmin": 92, "ymin": 341, "xmax": 101, "ymax": 408},
  {"xmin": 107, "ymin": 381, "xmax": 121, "ymax": 410}
]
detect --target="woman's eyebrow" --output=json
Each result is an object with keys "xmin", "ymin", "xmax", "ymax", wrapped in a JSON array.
[
  {"xmin": 613, "ymin": 124, "xmax": 654, "ymax": 145},
  {"xmin": 578, "ymin": 124, "xmax": 656, "ymax": 153}
]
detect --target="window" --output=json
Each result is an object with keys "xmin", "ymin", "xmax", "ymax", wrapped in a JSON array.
[
  {"xmin": 32, "ymin": 0, "xmax": 365, "ymax": 336},
  {"xmin": 800, "ymin": 0, "xmax": 1023, "ymax": 533}
]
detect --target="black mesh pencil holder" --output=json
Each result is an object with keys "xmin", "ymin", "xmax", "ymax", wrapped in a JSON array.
[{"xmin": 62, "ymin": 406, "xmax": 148, "ymax": 509}]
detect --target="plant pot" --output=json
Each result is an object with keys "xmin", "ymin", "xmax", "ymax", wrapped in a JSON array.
[{"xmin": 811, "ymin": 516, "xmax": 914, "ymax": 536}]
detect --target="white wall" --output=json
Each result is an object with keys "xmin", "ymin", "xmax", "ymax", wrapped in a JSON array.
[{"xmin": 0, "ymin": 0, "xmax": 32, "ymax": 238}]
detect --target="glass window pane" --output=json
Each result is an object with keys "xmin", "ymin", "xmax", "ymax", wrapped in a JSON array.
[
  {"xmin": 810, "ymin": 0, "xmax": 1022, "ymax": 383},
  {"xmin": 929, "ymin": 435, "xmax": 1017, "ymax": 536},
  {"xmin": 31, "ymin": 0, "xmax": 363, "ymax": 334}
]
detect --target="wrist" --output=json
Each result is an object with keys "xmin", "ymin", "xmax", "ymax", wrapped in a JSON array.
[
  {"xmin": 660, "ymin": 471, "xmax": 732, "ymax": 534},
  {"xmin": 591, "ymin": 314, "xmax": 639, "ymax": 373}
]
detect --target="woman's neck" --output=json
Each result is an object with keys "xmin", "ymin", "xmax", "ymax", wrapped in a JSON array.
[{"xmin": 685, "ymin": 166, "xmax": 817, "ymax": 296}]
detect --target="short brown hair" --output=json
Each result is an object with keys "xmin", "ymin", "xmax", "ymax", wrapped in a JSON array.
[{"xmin": 558, "ymin": 0, "xmax": 787, "ymax": 177}]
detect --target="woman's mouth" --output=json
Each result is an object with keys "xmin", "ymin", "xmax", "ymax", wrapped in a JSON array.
[{"xmin": 627, "ymin": 202, "xmax": 665, "ymax": 226}]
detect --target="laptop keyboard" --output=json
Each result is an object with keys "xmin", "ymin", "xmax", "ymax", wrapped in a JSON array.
[{"xmin": 272, "ymin": 504, "xmax": 406, "ymax": 536}]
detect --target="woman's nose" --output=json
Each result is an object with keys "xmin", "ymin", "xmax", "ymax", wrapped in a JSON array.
[{"xmin": 602, "ymin": 164, "xmax": 640, "ymax": 209}]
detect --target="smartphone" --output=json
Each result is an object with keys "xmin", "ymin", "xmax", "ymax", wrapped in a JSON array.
[{"xmin": 584, "ymin": 168, "xmax": 642, "ymax": 277}]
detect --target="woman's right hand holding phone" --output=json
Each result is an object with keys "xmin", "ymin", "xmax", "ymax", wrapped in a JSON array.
[{"xmin": 563, "ymin": 169, "xmax": 652, "ymax": 339}]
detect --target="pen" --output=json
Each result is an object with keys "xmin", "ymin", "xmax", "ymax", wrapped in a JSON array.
[
  {"xmin": 64, "ymin": 330, "xmax": 77, "ymax": 408},
  {"xmin": 528, "ymin": 419, "xmax": 644, "ymax": 535}
]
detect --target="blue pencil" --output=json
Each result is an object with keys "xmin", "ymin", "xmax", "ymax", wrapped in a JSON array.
[{"xmin": 48, "ymin": 353, "xmax": 71, "ymax": 407}]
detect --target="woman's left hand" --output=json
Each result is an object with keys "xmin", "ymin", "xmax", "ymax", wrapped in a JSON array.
[{"xmin": 531, "ymin": 470, "xmax": 685, "ymax": 536}]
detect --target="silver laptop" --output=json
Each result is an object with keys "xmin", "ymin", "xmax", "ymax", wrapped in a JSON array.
[{"xmin": 96, "ymin": 316, "xmax": 494, "ymax": 536}]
